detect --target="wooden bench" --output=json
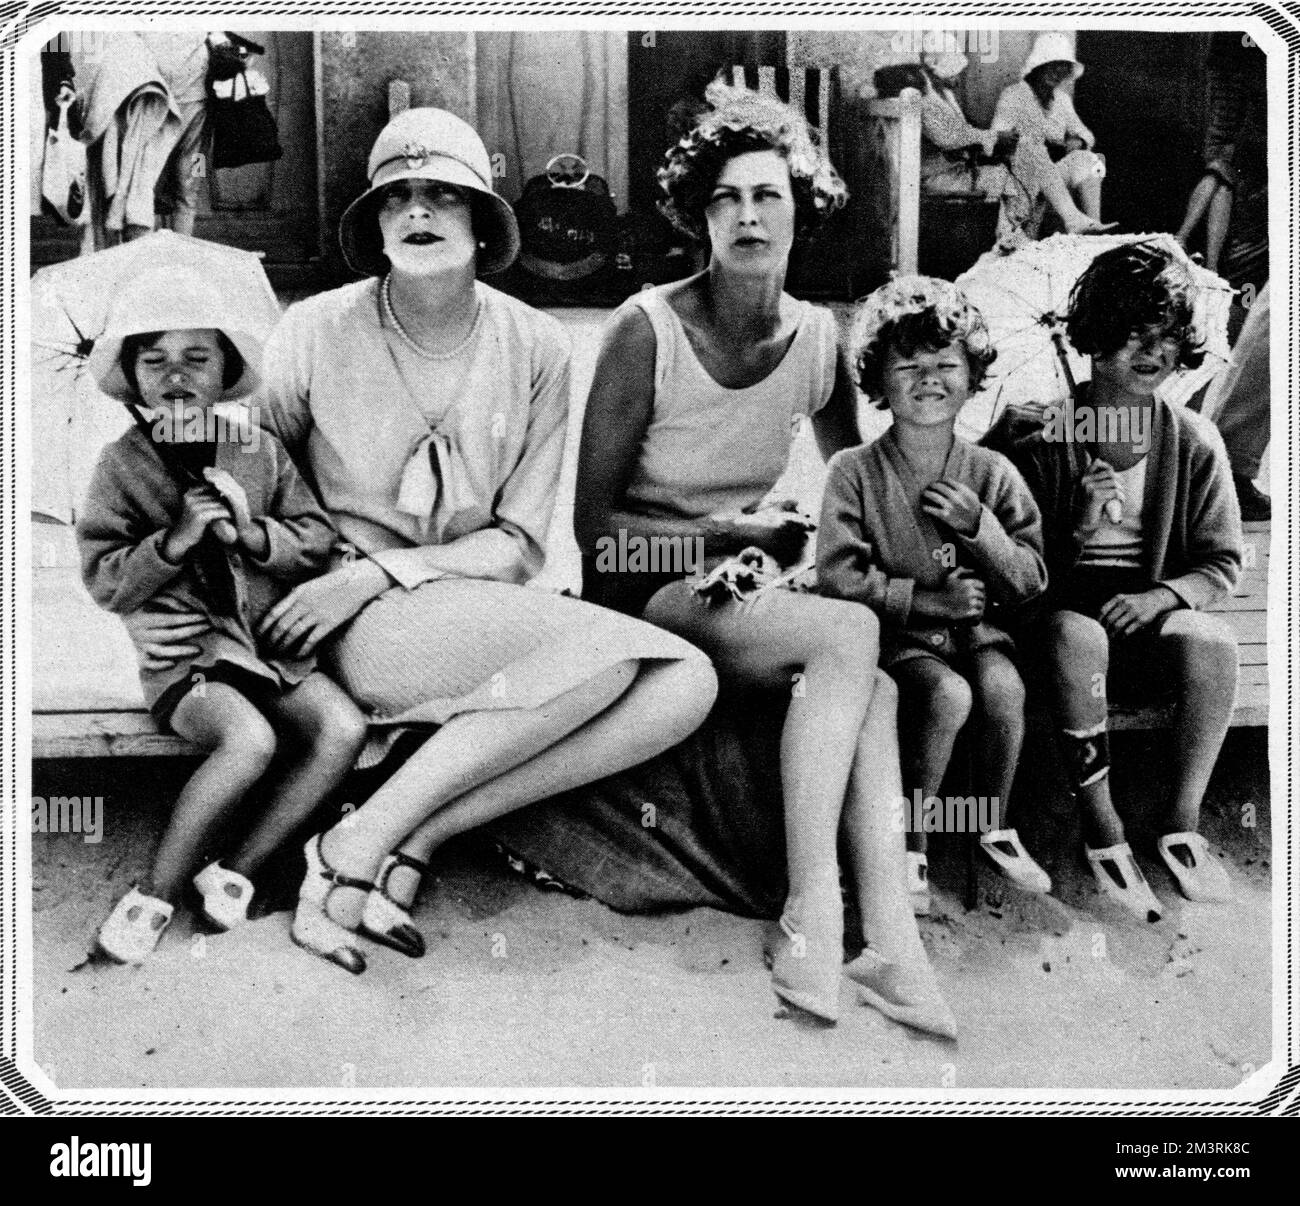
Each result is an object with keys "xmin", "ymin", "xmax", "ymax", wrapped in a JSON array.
[{"xmin": 31, "ymin": 518, "xmax": 1272, "ymax": 759}]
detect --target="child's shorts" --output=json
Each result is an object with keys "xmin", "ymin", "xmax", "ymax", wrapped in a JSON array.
[
  {"xmin": 882, "ymin": 621, "xmax": 1015, "ymax": 673},
  {"xmin": 151, "ymin": 660, "xmax": 285, "ymax": 730},
  {"xmin": 1033, "ymin": 568, "xmax": 1180, "ymax": 706}
]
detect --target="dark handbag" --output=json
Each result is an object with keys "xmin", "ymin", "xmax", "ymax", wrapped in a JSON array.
[
  {"xmin": 205, "ymin": 32, "xmax": 267, "ymax": 82},
  {"xmin": 206, "ymin": 69, "xmax": 283, "ymax": 170},
  {"xmin": 516, "ymin": 154, "xmax": 617, "ymax": 281}
]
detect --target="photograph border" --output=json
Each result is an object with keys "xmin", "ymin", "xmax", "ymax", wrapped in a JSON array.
[{"xmin": 1, "ymin": 0, "xmax": 1295, "ymax": 1115}]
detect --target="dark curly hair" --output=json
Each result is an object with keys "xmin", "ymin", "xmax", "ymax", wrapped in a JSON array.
[
  {"xmin": 1066, "ymin": 242, "xmax": 1204, "ymax": 370},
  {"xmin": 852, "ymin": 275, "xmax": 997, "ymax": 408},
  {"xmin": 657, "ymin": 80, "xmax": 848, "ymax": 241},
  {"xmin": 120, "ymin": 330, "xmax": 245, "ymax": 398}
]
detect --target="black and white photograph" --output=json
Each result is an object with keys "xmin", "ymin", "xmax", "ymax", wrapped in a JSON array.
[{"xmin": 2, "ymin": 5, "xmax": 1294, "ymax": 1144}]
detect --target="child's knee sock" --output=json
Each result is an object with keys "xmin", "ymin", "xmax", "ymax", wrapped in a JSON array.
[{"xmin": 1060, "ymin": 720, "xmax": 1110, "ymax": 793}]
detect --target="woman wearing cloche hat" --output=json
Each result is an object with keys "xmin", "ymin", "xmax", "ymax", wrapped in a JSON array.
[
  {"xmin": 992, "ymin": 32, "xmax": 1113, "ymax": 235},
  {"xmin": 125, "ymin": 107, "xmax": 718, "ymax": 975}
]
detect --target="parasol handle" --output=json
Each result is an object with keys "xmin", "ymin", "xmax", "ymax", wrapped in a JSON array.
[
  {"xmin": 1048, "ymin": 328, "xmax": 1079, "ymax": 403},
  {"xmin": 1050, "ymin": 329, "xmax": 1122, "ymax": 523},
  {"xmin": 123, "ymin": 402, "xmax": 198, "ymax": 485},
  {"xmin": 122, "ymin": 403, "xmax": 239, "ymax": 543}
]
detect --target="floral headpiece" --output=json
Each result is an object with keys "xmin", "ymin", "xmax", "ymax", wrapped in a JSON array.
[
  {"xmin": 852, "ymin": 274, "xmax": 993, "ymax": 362},
  {"xmin": 657, "ymin": 79, "xmax": 847, "ymax": 239}
]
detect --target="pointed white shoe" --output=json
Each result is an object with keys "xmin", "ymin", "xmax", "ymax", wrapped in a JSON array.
[
  {"xmin": 979, "ymin": 828, "xmax": 1052, "ymax": 894},
  {"xmin": 1086, "ymin": 842, "xmax": 1163, "ymax": 922},
  {"xmin": 1158, "ymin": 832, "xmax": 1232, "ymax": 903}
]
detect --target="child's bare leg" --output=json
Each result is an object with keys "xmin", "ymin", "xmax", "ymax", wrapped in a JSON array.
[
  {"xmin": 892, "ymin": 657, "xmax": 972, "ymax": 855},
  {"xmin": 967, "ymin": 648, "xmax": 1025, "ymax": 817},
  {"xmin": 153, "ymin": 683, "xmax": 278, "ymax": 900},
  {"xmin": 226, "ymin": 673, "xmax": 369, "ymax": 879},
  {"xmin": 1157, "ymin": 612, "xmax": 1238, "ymax": 834},
  {"xmin": 1040, "ymin": 610, "xmax": 1124, "ymax": 847}
]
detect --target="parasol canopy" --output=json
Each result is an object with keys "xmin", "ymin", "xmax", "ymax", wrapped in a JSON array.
[
  {"xmin": 952, "ymin": 232, "xmax": 1234, "ymax": 442},
  {"xmin": 30, "ymin": 230, "xmax": 282, "ymax": 523}
]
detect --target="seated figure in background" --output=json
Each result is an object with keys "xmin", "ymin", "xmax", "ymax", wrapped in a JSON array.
[
  {"xmin": 877, "ymin": 47, "xmax": 1112, "ymax": 253},
  {"xmin": 992, "ymin": 33, "xmax": 1110, "ymax": 236}
]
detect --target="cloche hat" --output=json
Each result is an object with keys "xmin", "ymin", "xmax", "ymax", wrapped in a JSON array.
[
  {"xmin": 89, "ymin": 269, "xmax": 263, "ymax": 403},
  {"xmin": 1021, "ymin": 32, "xmax": 1084, "ymax": 80},
  {"xmin": 339, "ymin": 107, "xmax": 521, "ymax": 277}
]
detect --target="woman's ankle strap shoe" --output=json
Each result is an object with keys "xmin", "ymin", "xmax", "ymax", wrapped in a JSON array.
[
  {"xmin": 360, "ymin": 851, "xmax": 427, "ymax": 958},
  {"xmin": 291, "ymin": 835, "xmax": 372, "ymax": 975}
]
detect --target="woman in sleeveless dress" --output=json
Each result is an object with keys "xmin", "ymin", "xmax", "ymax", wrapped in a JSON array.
[
  {"xmin": 574, "ymin": 84, "xmax": 955, "ymax": 1036},
  {"xmin": 130, "ymin": 107, "xmax": 717, "ymax": 975}
]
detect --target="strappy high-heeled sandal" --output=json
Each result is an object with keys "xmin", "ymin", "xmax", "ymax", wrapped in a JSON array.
[
  {"xmin": 1085, "ymin": 841, "xmax": 1163, "ymax": 923},
  {"xmin": 360, "ymin": 850, "xmax": 427, "ymax": 958},
  {"xmin": 192, "ymin": 861, "xmax": 254, "ymax": 931},
  {"xmin": 291, "ymin": 835, "xmax": 373, "ymax": 975}
]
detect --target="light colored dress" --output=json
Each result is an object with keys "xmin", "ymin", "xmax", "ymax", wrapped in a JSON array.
[
  {"xmin": 259, "ymin": 278, "xmax": 697, "ymax": 760},
  {"xmin": 993, "ymin": 80, "xmax": 1103, "ymax": 192}
]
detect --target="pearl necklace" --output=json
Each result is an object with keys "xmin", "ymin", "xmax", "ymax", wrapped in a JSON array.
[{"xmin": 380, "ymin": 275, "xmax": 481, "ymax": 361}]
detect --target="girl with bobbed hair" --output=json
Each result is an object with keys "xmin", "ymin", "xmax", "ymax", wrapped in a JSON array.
[
  {"xmin": 984, "ymin": 242, "xmax": 1242, "ymax": 921},
  {"xmin": 575, "ymin": 83, "xmax": 955, "ymax": 1037}
]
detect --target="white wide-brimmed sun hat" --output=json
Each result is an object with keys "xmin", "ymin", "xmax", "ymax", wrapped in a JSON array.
[
  {"xmin": 339, "ymin": 107, "xmax": 521, "ymax": 277},
  {"xmin": 88, "ymin": 269, "xmax": 264, "ymax": 403},
  {"xmin": 1021, "ymin": 32, "xmax": 1085, "ymax": 80}
]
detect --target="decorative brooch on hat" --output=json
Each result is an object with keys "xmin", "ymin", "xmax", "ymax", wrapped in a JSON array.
[{"xmin": 401, "ymin": 141, "xmax": 430, "ymax": 170}]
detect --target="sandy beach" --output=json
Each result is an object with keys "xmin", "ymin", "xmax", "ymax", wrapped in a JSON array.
[{"xmin": 31, "ymin": 728, "xmax": 1270, "ymax": 1093}]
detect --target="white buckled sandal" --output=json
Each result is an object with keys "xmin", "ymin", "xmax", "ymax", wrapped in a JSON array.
[
  {"xmin": 192, "ymin": 862, "xmax": 254, "ymax": 931},
  {"xmin": 1158, "ymin": 832, "xmax": 1232, "ymax": 903},
  {"xmin": 97, "ymin": 887, "xmax": 174, "ymax": 964},
  {"xmin": 1085, "ymin": 842, "xmax": 1163, "ymax": 922},
  {"xmin": 979, "ymin": 828, "xmax": 1052, "ymax": 894}
]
